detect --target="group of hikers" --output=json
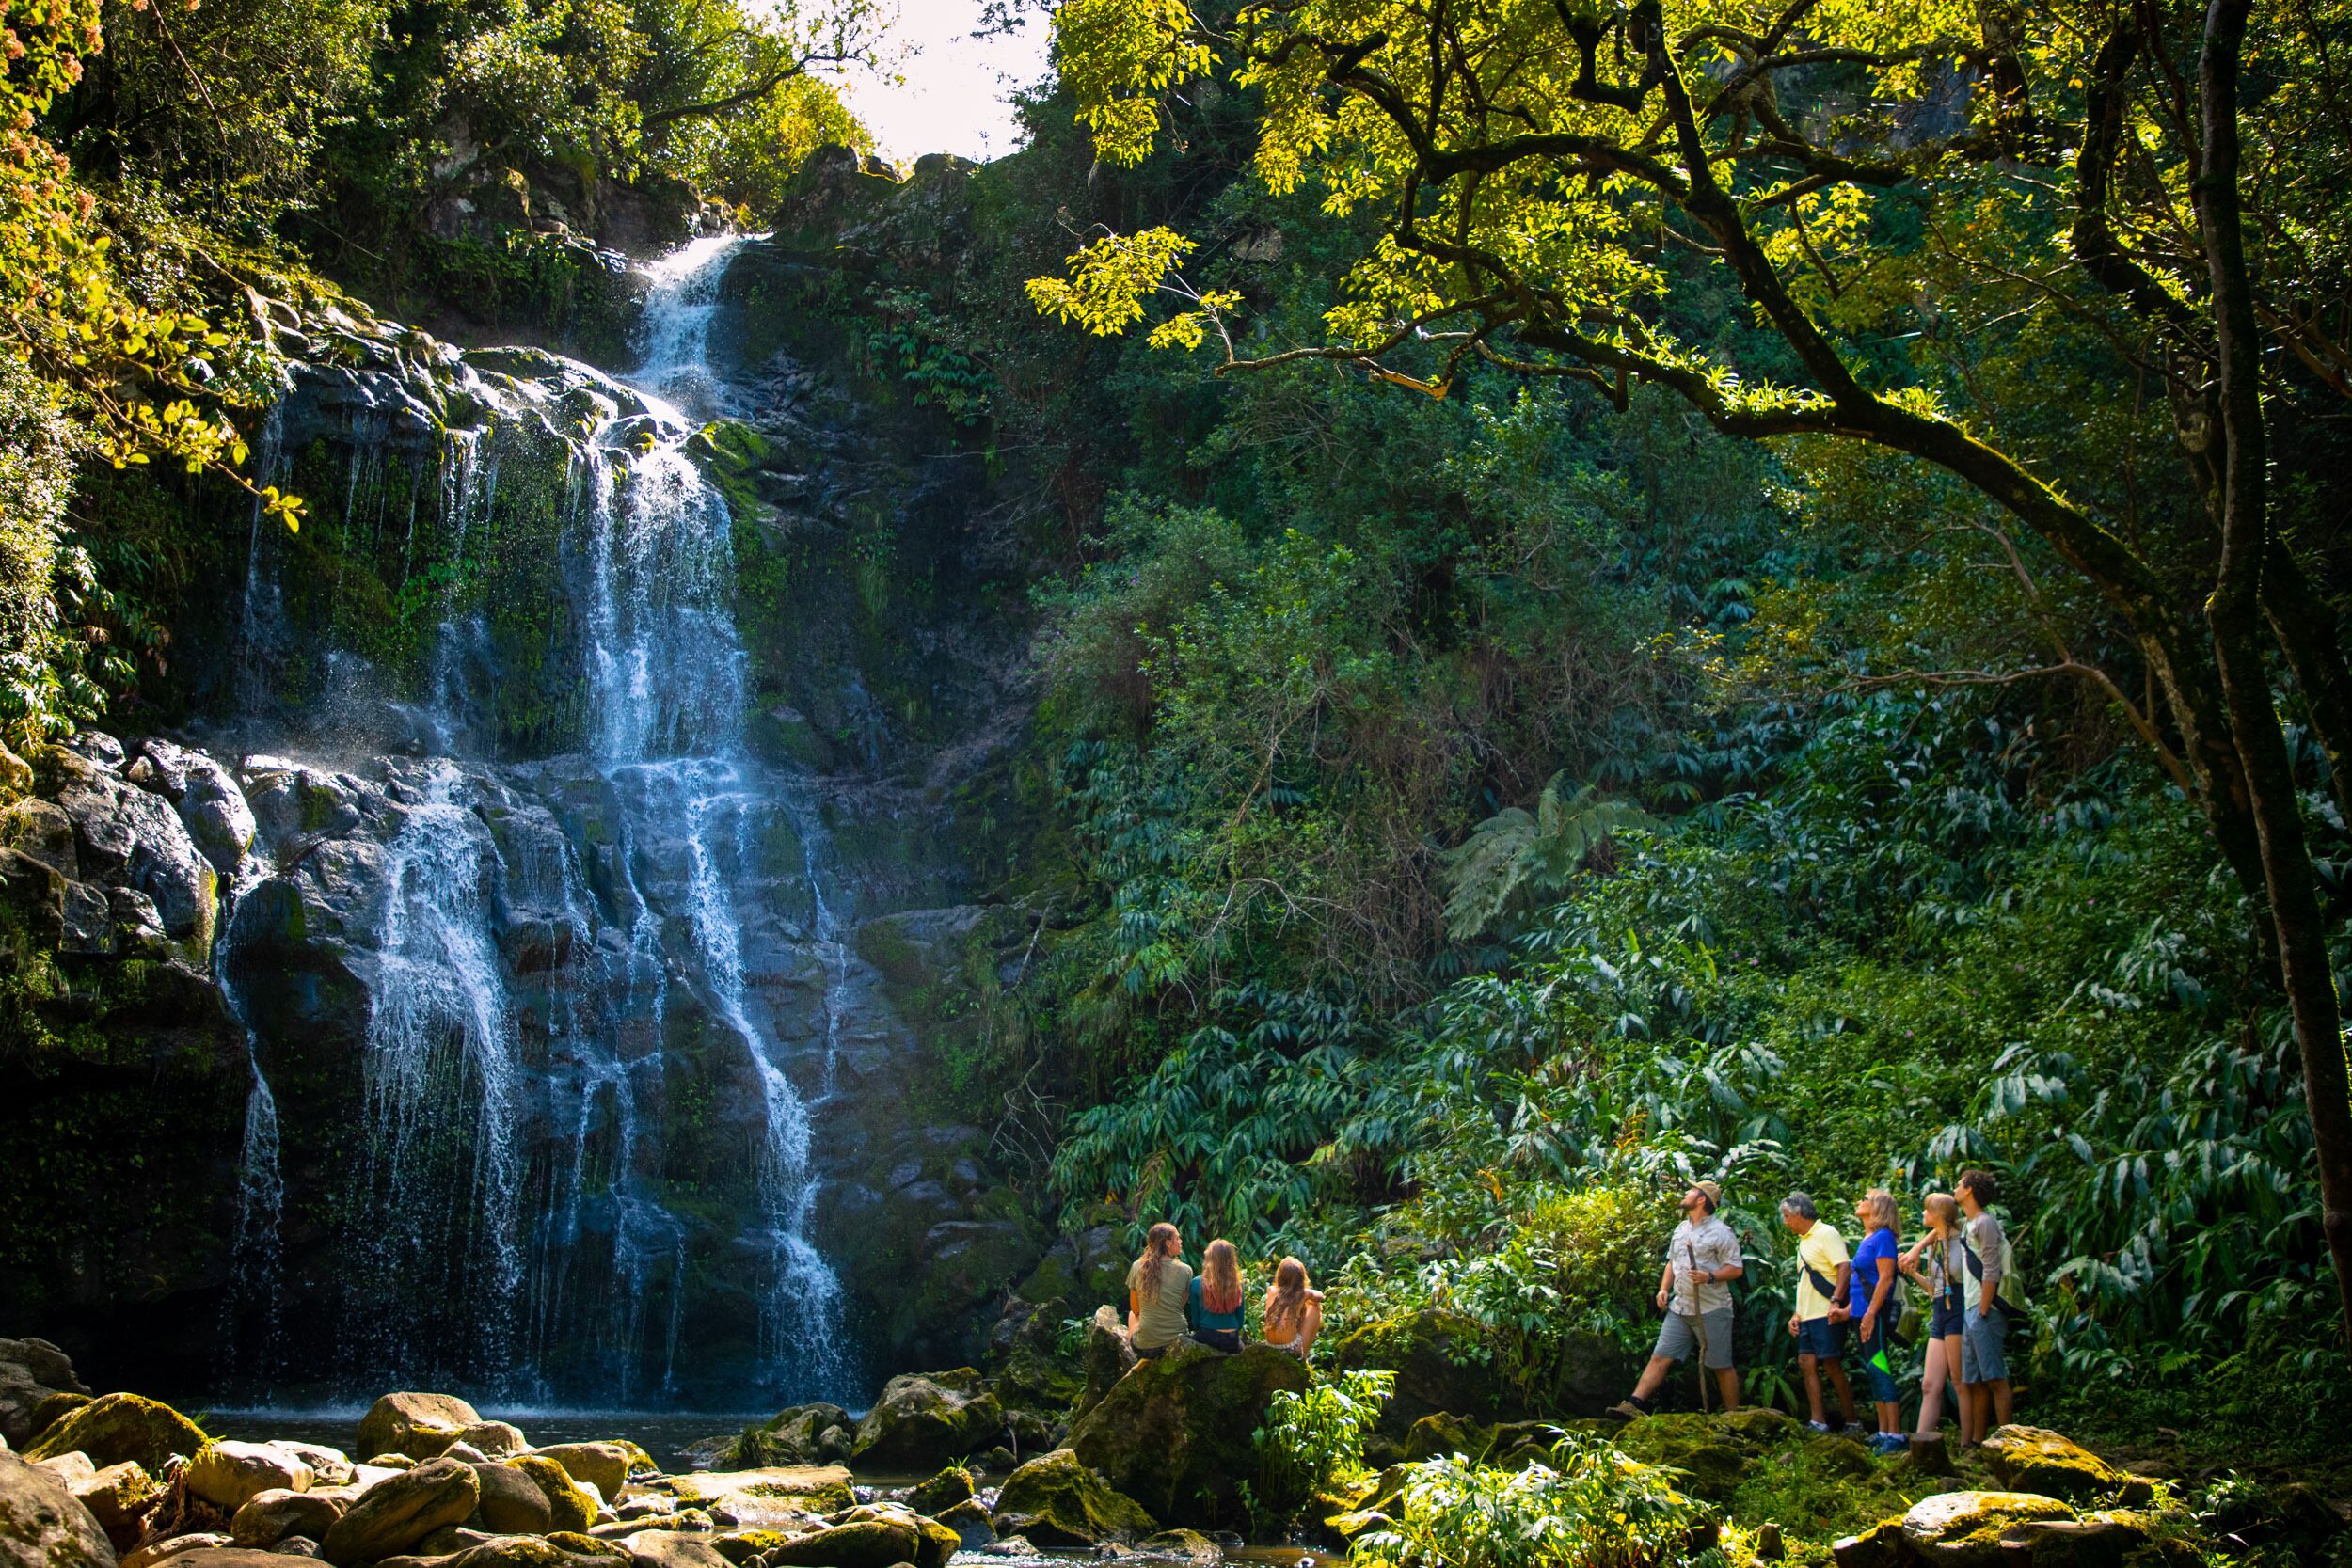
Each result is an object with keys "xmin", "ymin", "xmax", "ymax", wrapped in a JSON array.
[
  {"xmin": 1120, "ymin": 1172, "xmax": 2017, "ymax": 1457},
  {"xmin": 1608, "ymin": 1172, "xmax": 2019, "ymax": 1454},
  {"xmin": 1124, "ymin": 1222, "xmax": 1326, "ymax": 1360}
]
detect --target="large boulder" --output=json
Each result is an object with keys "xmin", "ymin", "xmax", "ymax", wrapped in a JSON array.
[
  {"xmin": 66, "ymin": 1462, "xmax": 156, "ymax": 1548},
  {"xmin": 991, "ymin": 1449, "xmax": 1156, "ymax": 1546},
  {"xmin": 850, "ymin": 1370, "xmax": 1002, "ymax": 1471},
  {"xmin": 0, "ymin": 1449, "xmax": 116, "ymax": 1568},
  {"xmin": 614, "ymin": 1534, "xmax": 731, "ymax": 1568},
  {"xmin": 503, "ymin": 1459, "xmax": 594, "ymax": 1535},
  {"xmin": 24, "ymin": 1396, "xmax": 208, "ymax": 1474},
  {"xmin": 0, "ymin": 1340, "xmax": 91, "ymax": 1449},
  {"xmin": 725, "ymin": 1409, "xmax": 850, "ymax": 1468},
  {"xmin": 527, "ymin": 1446, "xmax": 629, "ymax": 1500},
  {"xmin": 763, "ymin": 1509, "xmax": 953, "ymax": 1568},
  {"xmin": 188, "ymin": 1443, "xmax": 315, "ymax": 1510},
  {"xmin": 1330, "ymin": 1308, "xmax": 1510, "ymax": 1433},
  {"xmin": 1901, "ymin": 1492, "xmax": 2077, "ymax": 1568},
  {"xmin": 1981, "ymin": 1429, "xmax": 2153, "ymax": 1505},
  {"xmin": 45, "ymin": 750, "xmax": 217, "ymax": 956},
  {"xmin": 1613, "ymin": 1409, "xmax": 1804, "ymax": 1500},
  {"xmin": 356, "ymin": 1397, "xmax": 482, "ymax": 1464},
  {"xmin": 319, "ymin": 1458, "xmax": 481, "ymax": 1565},
  {"xmin": 230, "ymin": 1492, "xmax": 345, "ymax": 1548},
  {"xmin": 1073, "ymin": 1306, "xmax": 1136, "ymax": 1421},
  {"xmin": 466, "ymin": 1466, "xmax": 550, "ymax": 1537},
  {"xmin": 1068, "ymin": 1341, "xmax": 1311, "ymax": 1528}
]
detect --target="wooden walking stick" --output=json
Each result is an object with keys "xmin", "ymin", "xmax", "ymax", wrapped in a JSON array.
[{"xmin": 1687, "ymin": 1240, "xmax": 1713, "ymax": 1413}]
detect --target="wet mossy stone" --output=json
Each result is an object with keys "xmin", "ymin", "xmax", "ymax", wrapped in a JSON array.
[
  {"xmin": 1067, "ymin": 1342, "xmax": 1311, "ymax": 1528},
  {"xmin": 760, "ymin": 1519, "xmax": 918, "ymax": 1568},
  {"xmin": 850, "ymin": 1370, "xmax": 1001, "ymax": 1472},
  {"xmin": 230, "ymin": 1492, "xmax": 344, "ymax": 1548},
  {"xmin": 187, "ymin": 1443, "xmax": 314, "ymax": 1510},
  {"xmin": 903, "ymin": 1465, "xmax": 972, "ymax": 1516},
  {"xmin": 1612, "ymin": 1410, "xmax": 1793, "ymax": 1501},
  {"xmin": 1901, "ymin": 1491, "xmax": 2077, "ymax": 1568},
  {"xmin": 1833, "ymin": 1517, "xmax": 1908, "ymax": 1568},
  {"xmin": 989, "ymin": 1450, "xmax": 1155, "ymax": 1547},
  {"xmin": 356, "ymin": 1396, "xmax": 482, "ymax": 1464},
  {"xmin": 467, "ymin": 1465, "xmax": 551, "ymax": 1537},
  {"xmin": 0, "ymin": 1449, "xmax": 116, "ymax": 1568},
  {"xmin": 505, "ymin": 1458, "xmax": 596, "ymax": 1535},
  {"xmin": 529, "ymin": 1445, "xmax": 630, "ymax": 1501},
  {"xmin": 2000, "ymin": 1513, "xmax": 2153, "ymax": 1568},
  {"xmin": 320, "ymin": 1459, "xmax": 481, "ymax": 1566},
  {"xmin": 1981, "ymin": 1429, "xmax": 2153, "ymax": 1506},
  {"xmin": 25, "ymin": 1394, "xmax": 208, "ymax": 1474},
  {"xmin": 26, "ymin": 1394, "xmax": 92, "ymax": 1446},
  {"xmin": 1331, "ymin": 1308, "xmax": 1508, "ymax": 1433}
]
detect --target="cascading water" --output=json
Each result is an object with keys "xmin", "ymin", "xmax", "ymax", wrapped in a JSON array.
[
  {"xmin": 570, "ymin": 238, "xmax": 852, "ymax": 1401},
  {"xmin": 213, "ymin": 232, "xmax": 860, "ymax": 1404}
]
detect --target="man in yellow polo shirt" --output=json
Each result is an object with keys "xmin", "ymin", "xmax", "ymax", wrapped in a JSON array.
[{"xmin": 1781, "ymin": 1191, "xmax": 1860, "ymax": 1433}]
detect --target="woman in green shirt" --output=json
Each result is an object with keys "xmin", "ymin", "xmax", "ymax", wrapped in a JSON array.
[{"xmin": 1126, "ymin": 1222, "xmax": 1193, "ymax": 1358}]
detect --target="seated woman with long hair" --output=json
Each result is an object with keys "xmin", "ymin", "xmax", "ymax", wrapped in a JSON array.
[
  {"xmin": 1187, "ymin": 1239, "xmax": 1246, "ymax": 1353},
  {"xmin": 1261, "ymin": 1256, "xmax": 1325, "ymax": 1359},
  {"xmin": 1126, "ymin": 1222, "xmax": 1192, "ymax": 1359}
]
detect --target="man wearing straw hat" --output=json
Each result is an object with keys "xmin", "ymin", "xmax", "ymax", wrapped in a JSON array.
[{"xmin": 1610, "ymin": 1180, "xmax": 1743, "ymax": 1418}]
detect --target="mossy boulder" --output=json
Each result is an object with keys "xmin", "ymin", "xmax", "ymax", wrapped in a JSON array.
[
  {"xmin": 1068, "ymin": 1341, "xmax": 1311, "ymax": 1528},
  {"xmin": 320, "ymin": 1458, "xmax": 481, "ymax": 1565},
  {"xmin": 1981, "ymin": 1429, "xmax": 2153, "ymax": 1505},
  {"xmin": 1901, "ymin": 1491, "xmax": 2077, "ymax": 1568},
  {"xmin": 1999, "ymin": 1513, "xmax": 2153, "ymax": 1568},
  {"xmin": 505, "ymin": 1458, "xmax": 596, "ymax": 1534},
  {"xmin": 230, "ymin": 1491, "xmax": 344, "ymax": 1547},
  {"xmin": 614, "ymin": 1532, "xmax": 732, "ymax": 1568},
  {"xmin": 356, "ymin": 1396, "xmax": 482, "ymax": 1464},
  {"xmin": 0, "ymin": 1449, "xmax": 116, "ymax": 1568},
  {"xmin": 1612, "ymin": 1408, "xmax": 1800, "ymax": 1500},
  {"xmin": 187, "ymin": 1443, "xmax": 314, "ymax": 1510},
  {"xmin": 528, "ymin": 1444, "xmax": 631, "ymax": 1501},
  {"xmin": 1073, "ymin": 1306, "xmax": 1136, "ymax": 1421},
  {"xmin": 25, "ymin": 1395, "xmax": 208, "ymax": 1474},
  {"xmin": 761, "ymin": 1519, "xmax": 919, "ymax": 1568},
  {"xmin": 466, "ymin": 1465, "xmax": 552, "ymax": 1536},
  {"xmin": 1332, "ymin": 1308, "xmax": 1504, "ymax": 1433},
  {"xmin": 990, "ymin": 1449, "xmax": 1156, "ymax": 1546},
  {"xmin": 850, "ymin": 1370, "xmax": 1002, "ymax": 1471},
  {"xmin": 724, "ymin": 1408, "xmax": 850, "ymax": 1468},
  {"xmin": 904, "ymin": 1465, "xmax": 973, "ymax": 1516}
]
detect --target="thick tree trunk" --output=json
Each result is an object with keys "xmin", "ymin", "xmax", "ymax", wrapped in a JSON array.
[
  {"xmin": 2262, "ymin": 543, "xmax": 2352, "ymax": 833},
  {"xmin": 2196, "ymin": 0, "xmax": 2352, "ymax": 1344}
]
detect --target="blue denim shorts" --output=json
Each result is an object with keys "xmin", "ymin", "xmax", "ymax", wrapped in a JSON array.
[
  {"xmin": 1853, "ymin": 1322, "xmax": 1900, "ymax": 1402},
  {"xmin": 1796, "ymin": 1316, "xmax": 1847, "ymax": 1360},
  {"xmin": 1963, "ymin": 1305, "xmax": 2010, "ymax": 1382},
  {"xmin": 1931, "ymin": 1291, "xmax": 1965, "ymax": 1341}
]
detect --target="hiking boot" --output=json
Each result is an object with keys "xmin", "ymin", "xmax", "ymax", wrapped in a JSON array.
[{"xmin": 1606, "ymin": 1399, "xmax": 1651, "ymax": 1421}]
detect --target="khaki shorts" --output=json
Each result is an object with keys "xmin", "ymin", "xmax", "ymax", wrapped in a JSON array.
[{"xmin": 1655, "ymin": 1307, "xmax": 1734, "ymax": 1370}]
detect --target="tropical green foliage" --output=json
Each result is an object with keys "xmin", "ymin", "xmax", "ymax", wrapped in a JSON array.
[
  {"xmin": 1352, "ymin": 1436, "xmax": 1708, "ymax": 1568},
  {"xmin": 1250, "ymin": 1367, "xmax": 1393, "ymax": 1524}
]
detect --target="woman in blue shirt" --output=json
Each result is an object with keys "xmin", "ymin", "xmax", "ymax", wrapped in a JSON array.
[
  {"xmin": 1187, "ymin": 1238, "xmax": 1246, "ymax": 1352},
  {"xmin": 1849, "ymin": 1189, "xmax": 1904, "ymax": 1454}
]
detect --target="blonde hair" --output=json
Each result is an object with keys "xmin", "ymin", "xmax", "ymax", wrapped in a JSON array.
[
  {"xmin": 1861, "ymin": 1187, "xmax": 1900, "ymax": 1235},
  {"xmin": 1137, "ymin": 1222, "xmax": 1181, "ymax": 1298},
  {"xmin": 1201, "ymin": 1239, "xmax": 1243, "ymax": 1314},
  {"xmin": 1923, "ymin": 1192, "xmax": 1961, "ymax": 1235},
  {"xmin": 1266, "ymin": 1256, "xmax": 1313, "ymax": 1331}
]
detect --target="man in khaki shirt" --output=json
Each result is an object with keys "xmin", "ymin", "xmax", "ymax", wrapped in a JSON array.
[{"xmin": 1610, "ymin": 1180, "xmax": 1743, "ymax": 1418}]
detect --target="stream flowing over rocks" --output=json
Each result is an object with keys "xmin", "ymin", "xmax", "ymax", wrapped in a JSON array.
[{"xmin": 1, "ymin": 167, "xmax": 1054, "ymax": 1405}]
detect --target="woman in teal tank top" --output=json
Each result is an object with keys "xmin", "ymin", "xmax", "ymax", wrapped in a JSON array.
[{"xmin": 1188, "ymin": 1238, "xmax": 1246, "ymax": 1352}]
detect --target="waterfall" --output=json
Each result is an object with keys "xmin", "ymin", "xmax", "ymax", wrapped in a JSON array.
[
  {"xmin": 570, "ymin": 237, "xmax": 853, "ymax": 1401},
  {"xmin": 205, "ymin": 232, "xmax": 864, "ymax": 1403}
]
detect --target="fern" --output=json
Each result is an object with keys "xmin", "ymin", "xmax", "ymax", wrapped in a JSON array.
[{"xmin": 1440, "ymin": 775, "xmax": 1657, "ymax": 941}]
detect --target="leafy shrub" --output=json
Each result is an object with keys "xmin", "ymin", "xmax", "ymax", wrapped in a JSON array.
[
  {"xmin": 1352, "ymin": 1434, "xmax": 1708, "ymax": 1568},
  {"xmin": 1250, "ymin": 1367, "xmax": 1393, "ymax": 1526}
]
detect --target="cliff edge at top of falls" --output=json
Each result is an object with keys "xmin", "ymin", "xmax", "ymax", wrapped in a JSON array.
[{"xmin": 0, "ymin": 156, "xmax": 1073, "ymax": 1406}]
